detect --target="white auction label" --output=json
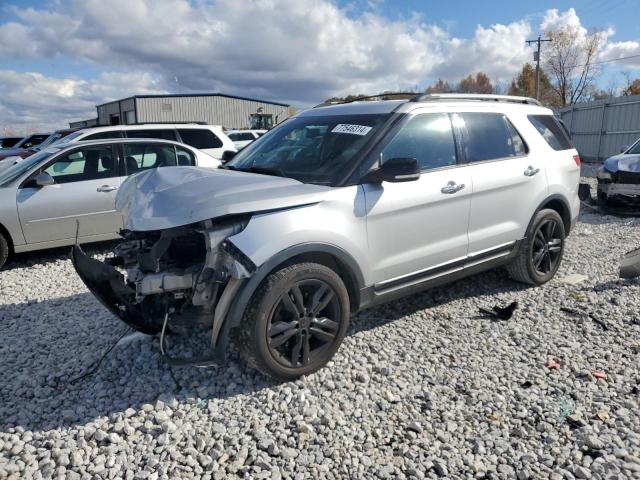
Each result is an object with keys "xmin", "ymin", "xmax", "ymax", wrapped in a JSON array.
[{"xmin": 331, "ymin": 124, "xmax": 372, "ymax": 136}]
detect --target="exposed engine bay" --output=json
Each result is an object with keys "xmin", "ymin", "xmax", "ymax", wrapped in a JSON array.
[{"xmin": 72, "ymin": 215, "xmax": 256, "ymax": 365}]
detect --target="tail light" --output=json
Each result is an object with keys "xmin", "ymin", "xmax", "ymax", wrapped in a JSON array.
[{"xmin": 573, "ymin": 154, "xmax": 581, "ymax": 166}]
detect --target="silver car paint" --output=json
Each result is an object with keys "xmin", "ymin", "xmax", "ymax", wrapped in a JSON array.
[
  {"xmin": 116, "ymin": 167, "xmax": 334, "ymax": 231},
  {"xmin": 227, "ymin": 185, "xmax": 372, "ymax": 283},
  {"xmin": 114, "ymin": 101, "xmax": 580, "ymax": 289}
]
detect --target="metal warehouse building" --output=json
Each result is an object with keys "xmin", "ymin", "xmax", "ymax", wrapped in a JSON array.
[{"xmin": 72, "ymin": 93, "xmax": 294, "ymax": 130}]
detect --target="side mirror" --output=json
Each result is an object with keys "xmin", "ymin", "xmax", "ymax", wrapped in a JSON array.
[
  {"xmin": 362, "ymin": 157, "xmax": 420, "ymax": 184},
  {"xmin": 221, "ymin": 150, "xmax": 237, "ymax": 163},
  {"xmin": 620, "ymin": 145, "xmax": 629, "ymax": 153},
  {"xmin": 35, "ymin": 172, "xmax": 55, "ymax": 187}
]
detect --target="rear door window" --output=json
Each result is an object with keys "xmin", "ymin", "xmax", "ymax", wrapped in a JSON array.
[
  {"xmin": 83, "ymin": 131, "xmax": 125, "ymax": 140},
  {"xmin": 176, "ymin": 146, "xmax": 196, "ymax": 166},
  {"xmin": 122, "ymin": 143, "xmax": 179, "ymax": 175},
  {"xmin": 455, "ymin": 113, "xmax": 527, "ymax": 162},
  {"xmin": 528, "ymin": 115, "xmax": 573, "ymax": 151},
  {"xmin": 125, "ymin": 129, "xmax": 177, "ymax": 141},
  {"xmin": 177, "ymin": 129, "xmax": 223, "ymax": 149}
]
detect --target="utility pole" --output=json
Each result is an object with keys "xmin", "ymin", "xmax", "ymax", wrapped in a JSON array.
[{"xmin": 526, "ymin": 35, "xmax": 552, "ymax": 100}]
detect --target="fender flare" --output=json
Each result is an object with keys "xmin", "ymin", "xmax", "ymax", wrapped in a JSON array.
[
  {"xmin": 527, "ymin": 193, "xmax": 573, "ymax": 235},
  {"xmin": 213, "ymin": 241, "xmax": 365, "ymax": 354}
]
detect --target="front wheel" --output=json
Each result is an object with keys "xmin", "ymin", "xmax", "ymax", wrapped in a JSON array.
[
  {"xmin": 238, "ymin": 262, "xmax": 350, "ymax": 380},
  {"xmin": 507, "ymin": 209, "xmax": 565, "ymax": 285}
]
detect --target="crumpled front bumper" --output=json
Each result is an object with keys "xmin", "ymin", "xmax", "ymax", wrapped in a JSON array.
[{"xmin": 71, "ymin": 245, "xmax": 162, "ymax": 334}]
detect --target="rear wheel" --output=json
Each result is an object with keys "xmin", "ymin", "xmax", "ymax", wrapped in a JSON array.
[
  {"xmin": 507, "ymin": 209, "xmax": 565, "ymax": 285},
  {"xmin": 238, "ymin": 262, "xmax": 350, "ymax": 380},
  {"xmin": 0, "ymin": 232, "xmax": 9, "ymax": 270}
]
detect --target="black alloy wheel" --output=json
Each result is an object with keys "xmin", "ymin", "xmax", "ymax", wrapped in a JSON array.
[
  {"xmin": 238, "ymin": 262, "xmax": 350, "ymax": 380},
  {"xmin": 266, "ymin": 279, "xmax": 341, "ymax": 368},
  {"xmin": 531, "ymin": 218, "xmax": 563, "ymax": 275},
  {"xmin": 506, "ymin": 208, "xmax": 566, "ymax": 285}
]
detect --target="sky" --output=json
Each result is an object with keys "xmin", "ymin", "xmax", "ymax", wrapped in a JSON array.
[{"xmin": 0, "ymin": 0, "xmax": 639, "ymax": 134}]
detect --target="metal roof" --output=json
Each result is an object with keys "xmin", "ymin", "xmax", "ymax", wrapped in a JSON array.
[{"xmin": 96, "ymin": 93, "xmax": 290, "ymax": 108}]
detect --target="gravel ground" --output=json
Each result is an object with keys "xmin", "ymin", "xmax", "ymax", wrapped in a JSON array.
[{"xmin": 1, "ymin": 180, "xmax": 639, "ymax": 480}]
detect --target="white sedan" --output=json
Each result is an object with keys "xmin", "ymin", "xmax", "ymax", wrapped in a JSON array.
[{"xmin": 0, "ymin": 138, "xmax": 220, "ymax": 268}]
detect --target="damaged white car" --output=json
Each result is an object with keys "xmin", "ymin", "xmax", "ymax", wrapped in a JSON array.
[{"xmin": 73, "ymin": 94, "xmax": 580, "ymax": 380}]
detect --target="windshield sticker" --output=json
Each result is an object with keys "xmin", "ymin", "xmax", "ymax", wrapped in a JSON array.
[{"xmin": 331, "ymin": 124, "xmax": 373, "ymax": 136}]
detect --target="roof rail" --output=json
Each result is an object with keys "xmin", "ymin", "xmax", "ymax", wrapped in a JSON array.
[
  {"xmin": 313, "ymin": 92, "xmax": 418, "ymax": 108},
  {"xmin": 411, "ymin": 93, "xmax": 543, "ymax": 107}
]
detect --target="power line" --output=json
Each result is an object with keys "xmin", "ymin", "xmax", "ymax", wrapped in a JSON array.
[{"xmin": 592, "ymin": 53, "xmax": 640, "ymax": 66}]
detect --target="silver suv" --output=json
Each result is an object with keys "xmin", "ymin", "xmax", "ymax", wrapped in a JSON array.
[{"xmin": 73, "ymin": 94, "xmax": 581, "ymax": 380}]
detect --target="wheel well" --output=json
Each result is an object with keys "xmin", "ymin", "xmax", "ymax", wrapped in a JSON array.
[
  {"xmin": 539, "ymin": 198, "xmax": 571, "ymax": 234},
  {"xmin": 273, "ymin": 251, "xmax": 361, "ymax": 313},
  {"xmin": 0, "ymin": 222, "xmax": 14, "ymax": 255}
]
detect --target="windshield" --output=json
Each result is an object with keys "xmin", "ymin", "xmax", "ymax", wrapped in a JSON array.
[
  {"xmin": 0, "ymin": 147, "xmax": 62, "ymax": 186},
  {"xmin": 33, "ymin": 133, "xmax": 63, "ymax": 151},
  {"xmin": 226, "ymin": 114, "xmax": 391, "ymax": 185},
  {"xmin": 627, "ymin": 139, "xmax": 640, "ymax": 154},
  {"xmin": 55, "ymin": 130, "xmax": 86, "ymax": 145}
]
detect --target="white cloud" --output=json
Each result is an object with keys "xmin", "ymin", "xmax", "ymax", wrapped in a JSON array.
[
  {"xmin": 0, "ymin": 2, "xmax": 636, "ymax": 131},
  {"xmin": 0, "ymin": 70, "xmax": 165, "ymax": 134},
  {"xmin": 599, "ymin": 41, "xmax": 640, "ymax": 68}
]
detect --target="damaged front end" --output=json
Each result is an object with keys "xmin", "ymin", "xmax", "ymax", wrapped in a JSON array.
[
  {"xmin": 72, "ymin": 215, "xmax": 256, "ymax": 365},
  {"xmin": 595, "ymin": 155, "xmax": 640, "ymax": 215}
]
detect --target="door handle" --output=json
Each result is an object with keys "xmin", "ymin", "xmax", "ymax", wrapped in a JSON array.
[
  {"xmin": 97, "ymin": 185, "xmax": 118, "ymax": 192},
  {"xmin": 524, "ymin": 166, "xmax": 540, "ymax": 177},
  {"xmin": 441, "ymin": 181, "xmax": 465, "ymax": 194}
]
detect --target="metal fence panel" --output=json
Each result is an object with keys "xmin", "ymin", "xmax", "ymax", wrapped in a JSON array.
[{"xmin": 557, "ymin": 95, "xmax": 640, "ymax": 162}]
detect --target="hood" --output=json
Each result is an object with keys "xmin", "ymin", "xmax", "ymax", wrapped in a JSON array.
[
  {"xmin": 603, "ymin": 154, "xmax": 640, "ymax": 174},
  {"xmin": 116, "ymin": 166, "xmax": 334, "ymax": 231}
]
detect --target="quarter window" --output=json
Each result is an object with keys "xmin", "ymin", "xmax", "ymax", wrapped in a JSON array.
[
  {"xmin": 381, "ymin": 113, "xmax": 457, "ymax": 171},
  {"xmin": 528, "ymin": 115, "xmax": 573, "ymax": 151},
  {"xmin": 177, "ymin": 129, "xmax": 223, "ymax": 149},
  {"xmin": 455, "ymin": 113, "xmax": 527, "ymax": 162},
  {"xmin": 176, "ymin": 146, "xmax": 196, "ymax": 166},
  {"xmin": 43, "ymin": 146, "xmax": 117, "ymax": 184}
]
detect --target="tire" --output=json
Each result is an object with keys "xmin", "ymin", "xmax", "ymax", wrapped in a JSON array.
[
  {"xmin": 0, "ymin": 232, "xmax": 9, "ymax": 270},
  {"xmin": 507, "ymin": 209, "xmax": 565, "ymax": 285},
  {"xmin": 238, "ymin": 262, "xmax": 350, "ymax": 380}
]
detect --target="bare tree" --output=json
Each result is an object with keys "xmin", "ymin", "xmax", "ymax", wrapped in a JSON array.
[{"xmin": 543, "ymin": 26, "xmax": 604, "ymax": 106}]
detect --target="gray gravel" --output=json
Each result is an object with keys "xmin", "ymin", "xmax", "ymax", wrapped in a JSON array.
[{"xmin": 1, "ymin": 186, "xmax": 640, "ymax": 479}]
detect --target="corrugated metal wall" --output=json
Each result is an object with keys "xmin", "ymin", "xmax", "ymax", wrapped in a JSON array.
[
  {"xmin": 97, "ymin": 102, "xmax": 121, "ymax": 125},
  {"xmin": 135, "ymin": 96, "xmax": 292, "ymax": 129},
  {"xmin": 558, "ymin": 95, "xmax": 640, "ymax": 162}
]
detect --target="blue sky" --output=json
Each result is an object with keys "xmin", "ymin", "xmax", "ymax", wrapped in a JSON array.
[{"xmin": 1, "ymin": 0, "xmax": 639, "ymax": 132}]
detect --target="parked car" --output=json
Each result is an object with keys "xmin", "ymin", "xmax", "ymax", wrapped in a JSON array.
[
  {"xmin": 55, "ymin": 124, "xmax": 236, "ymax": 160},
  {"xmin": 0, "ymin": 128, "xmax": 81, "ymax": 162},
  {"xmin": 594, "ymin": 137, "xmax": 640, "ymax": 213},
  {"xmin": 0, "ymin": 137, "xmax": 24, "ymax": 148},
  {"xmin": 0, "ymin": 138, "xmax": 220, "ymax": 268},
  {"xmin": 0, "ymin": 133, "xmax": 49, "ymax": 156},
  {"xmin": 72, "ymin": 94, "xmax": 580, "ymax": 380},
  {"xmin": 226, "ymin": 129, "xmax": 267, "ymax": 149}
]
